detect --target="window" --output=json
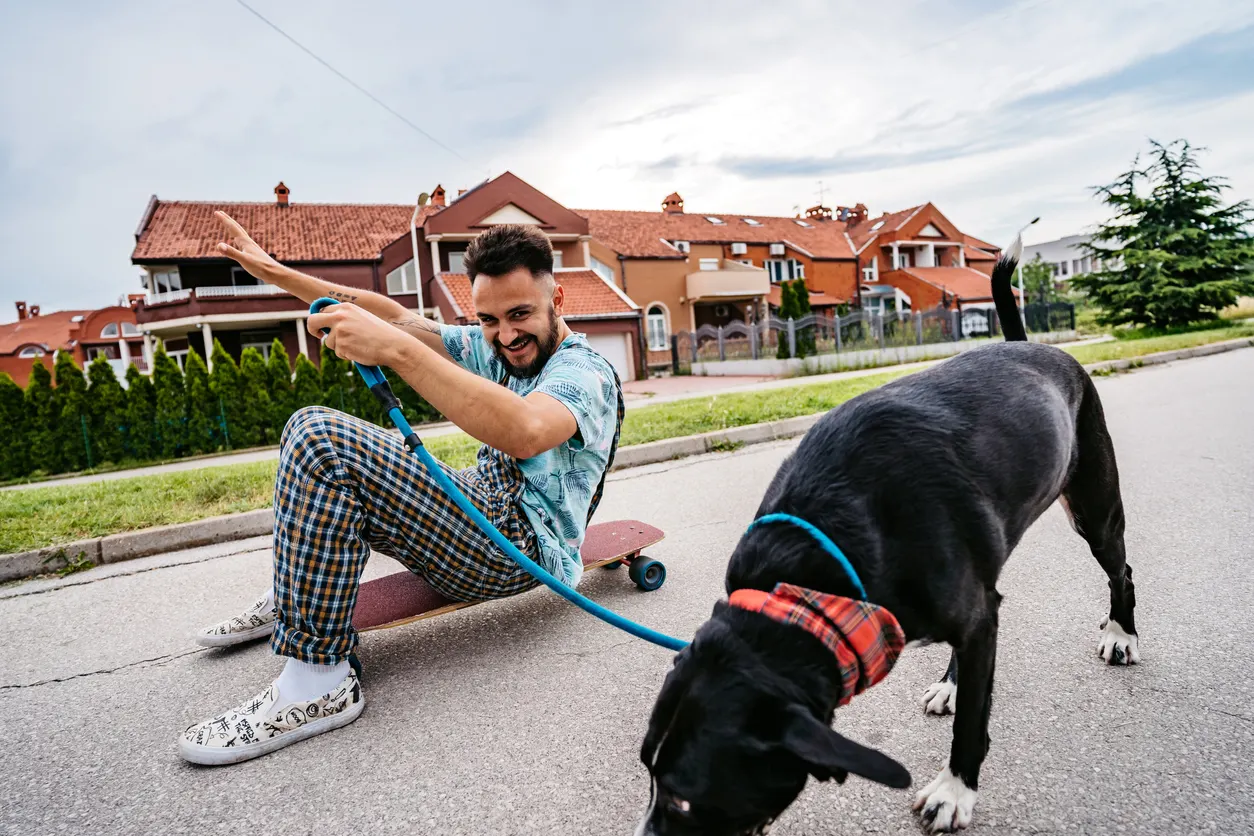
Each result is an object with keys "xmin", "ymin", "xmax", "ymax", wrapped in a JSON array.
[
  {"xmin": 18, "ymin": 346, "xmax": 44, "ymax": 358},
  {"xmin": 150, "ymin": 268, "xmax": 181, "ymax": 294},
  {"xmin": 698, "ymin": 258, "xmax": 720, "ymax": 271},
  {"xmin": 870, "ymin": 221, "xmax": 885, "ymax": 231},
  {"xmin": 121, "ymin": 322, "xmax": 140, "ymax": 337},
  {"xmin": 742, "ymin": 218, "xmax": 762, "ymax": 226},
  {"xmin": 704, "ymin": 216, "xmax": 725, "ymax": 225},
  {"xmin": 231, "ymin": 266, "xmax": 259, "ymax": 286},
  {"xmin": 1059, "ymin": 261, "xmax": 1069, "ymax": 277},
  {"xmin": 794, "ymin": 219, "xmax": 812, "ymax": 228},
  {"xmin": 386, "ymin": 259, "xmax": 419, "ymax": 294},
  {"xmin": 646, "ymin": 306, "xmax": 668, "ymax": 351},
  {"xmin": 766, "ymin": 258, "xmax": 805, "ymax": 283},
  {"xmin": 100, "ymin": 322, "xmax": 119, "ymax": 338},
  {"xmin": 242, "ymin": 342, "xmax": 273, "ymax": 360},
  {"xmin": 551, "ymin": 249, "xmax": 563, "ymax": 269},
  {"xmin": 447, "ymin": 252, "xmax": 466, "ymax": 274},
  {"xmin": 87, "ymin": 346, "xmax": 113, "ymax": 361},
  {"xmin": 1072, "ymin": 258, "xmax": 1081, "ymax": 275},
  {"xmin": 895, "ymin": 250, "xmax": 912, "ymax": 269},
  {"xmin": 863, "ymin": 266, "xmax": 876, "ymax": 283},
  {"xmin": 591, "ymin": 256, "xmax": 615, "ymax": 284}
]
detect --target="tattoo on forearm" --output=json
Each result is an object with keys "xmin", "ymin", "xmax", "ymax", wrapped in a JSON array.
[
  {"xmin": 390, "ymin": 317, "xmax": 441, "ymax": 334},
  {"xmin": 329, "ymin": 290, "xmax": 359, "ymax": 301}
]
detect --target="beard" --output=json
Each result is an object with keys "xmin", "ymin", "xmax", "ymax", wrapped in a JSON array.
[{"xmin": 493, "ymin": 305, "xmax": 561, "ymax": 379}]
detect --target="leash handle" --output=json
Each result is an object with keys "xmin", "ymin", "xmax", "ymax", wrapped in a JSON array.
[{"xmin": 309, "ymin": 297, "xmax": 420, "ymax": 448}]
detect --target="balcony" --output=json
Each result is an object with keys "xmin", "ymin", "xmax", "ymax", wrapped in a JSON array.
[
  {"xmin": 685, "ymin": 260, "xmax": 770, "ymax": 302},
  {"xmin": 136, "ymin": 284, "xmax": 307, "ymax": 330}
]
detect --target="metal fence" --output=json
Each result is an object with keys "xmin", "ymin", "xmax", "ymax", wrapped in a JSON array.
[{"xmin": 669, "ymin": 303, "xmax": 1074, "ymax": 372}]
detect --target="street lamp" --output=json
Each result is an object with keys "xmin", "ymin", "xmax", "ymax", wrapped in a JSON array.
[{"xmin": 1015, "ymin": 217, "xmax": 1040, "ymax": 313}]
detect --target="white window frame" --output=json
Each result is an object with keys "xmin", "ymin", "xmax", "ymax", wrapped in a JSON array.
[
  {"xmin": 590, "ymin": 256, "xmax": 615, "ymax": 284},
  {"xmin": 386, "ymin": 259, "xmax": 419, "ymax": 294},
  {"xmin": 18, "ymin": 346, "xmax": 45, "ymax": 358},
  {"xmin": 741, "ymin": 218, "xmax": 762, "ymax": 226},
  {"xmin": 698, "ymin": 257, "xmax": 720, "ymax": 271},
  {"xmin": 150, "ymin": 268, "xmax": 182, "ymax": 295},
  {"xmin": 121, "ymin": 322, "xmax": 140, "ymax": 337},
  {"xmin": 167, "ymin": 349, "xmax": 188, "ymax": 371},
  {"xmin": 766, "ymin": 258, "xmax": 805, "ymax": 283},
  {"xmin": 100, "ymin": 322, "xmax": 119, "ymax": 338},
  {"xmin": 646, "ymin": 304, "xmax": 669, "ymax": 351},
  {"xmin": 551, "ymin": 249, "xmax": 563, "ymax": 269},
  {"xmin": 447, "ymin": 251, "xmax": 467, "ymax": 274},
  {"xmin": 704, "ymin": 217, "xmax": 725, "ymax": 225},
  {"xmin": 242, "ymin": 341, "xmax": 273, "ymax": 360},
  {"xmin": 87, "ymin": 346, "xmax": 111, "ymax": 361}
]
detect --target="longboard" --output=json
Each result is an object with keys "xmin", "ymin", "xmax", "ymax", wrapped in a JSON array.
[{"xmin": 352, "ymin": 520, "xmax": 667, "ymax": 633}]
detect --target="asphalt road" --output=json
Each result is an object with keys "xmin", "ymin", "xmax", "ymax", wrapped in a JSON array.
[{"xmin": 2, "ymin": 348, "xmax": 1251, "ymax": 835}]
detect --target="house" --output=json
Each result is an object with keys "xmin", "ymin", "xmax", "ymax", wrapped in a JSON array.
[
  {"xmin": 0, "ymin": 300, "xmax": 145, "ymax": 387},
  {"xmin": 581, "ymin": 196, "xmax": 1003, "ymax": 367},
  {"xmin": 1024, "ymin": 234, "xmax": 1102, "ymax": 282},
  {"xmin": 130, "ymin": 175, "xmax": 647, "ymax": 380},
  {"xmin": 848, "ymin": 203, "xmax": 1009, "ymax": 317}
]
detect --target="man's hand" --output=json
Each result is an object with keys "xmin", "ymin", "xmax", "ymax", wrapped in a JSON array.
[
  {"xmin": 308, "ymin": 303, "xmax": 421, "ymax": 368},
  {"xmin": 216, "ymin": 211, "xmax": 280, "ymax": 281}
]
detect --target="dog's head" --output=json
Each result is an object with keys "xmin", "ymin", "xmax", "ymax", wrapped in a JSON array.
[{"xmin": 635, "ymin": 609, "xmax": 910, "ymax": 836}]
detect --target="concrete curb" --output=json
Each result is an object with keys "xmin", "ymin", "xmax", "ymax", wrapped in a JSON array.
[
  {"xmin": 4, "ymin": 337, "xmax": 1250, "ymax": 583},
  {"xmin": 1083, "ymin": 336, "xmax": 1253, "ymax": 375}
]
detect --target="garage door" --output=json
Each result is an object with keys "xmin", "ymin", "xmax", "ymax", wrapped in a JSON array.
[{"xmin": 585, "ymin": 333, "xmax": 634, "ymax": 382}]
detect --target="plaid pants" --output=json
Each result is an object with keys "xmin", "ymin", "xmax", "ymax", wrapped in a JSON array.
[{"xmin": 270, "ymin": 406, "xmax": 541, "ymax": 664}]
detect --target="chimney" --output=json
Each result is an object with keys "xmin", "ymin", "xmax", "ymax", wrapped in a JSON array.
[
  {"xmin": 662, "ymin": 192, "xmax": 684, "ymax": 215},
  {"xmin": 274, "ymin": 181, "xmax": 290, "ymax": 207},
  {"xmin": 848, "ymin": 203, "xmax": 868, "ymax": 228},
  {"xmin": 15, "ymin": 301, "xmax": 27, "ymax": 320},
  {"xmin": 30, "ymin": 305, "xmax": 41, "ymax": 318},
  {"xmin": 432, "ymin": 185, "xmax": 447, "ymax": 208},
  {"xmin": 457, "ymin": 188, "xmax": 467, "ymax": 197},
  {"xmin": 804, "ymin": 204, "xmax": 833, "ymax": 223}
]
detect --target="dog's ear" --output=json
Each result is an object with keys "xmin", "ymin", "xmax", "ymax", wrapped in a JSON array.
[{"xmin": 780, "ymin": 705, "xmax": 911, "ymax": 789}]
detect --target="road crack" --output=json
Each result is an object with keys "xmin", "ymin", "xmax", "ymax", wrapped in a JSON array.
[{"xmin": 0, "ymin": 647, "xmax": 208, "ymax": 691}]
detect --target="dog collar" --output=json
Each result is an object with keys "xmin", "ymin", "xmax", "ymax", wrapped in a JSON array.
[
  {"xmin": 729, "ymin": 583, "xmax": 905, "ymax": 707},
  {"xmin": 744, "ymin": 514, "xmax": 866, "ymax": 600}
]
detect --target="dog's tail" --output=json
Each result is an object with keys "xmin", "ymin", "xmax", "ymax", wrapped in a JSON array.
[{"xmin": 991, "ymin": 234, "xmax": 1027, "ymax": 342}]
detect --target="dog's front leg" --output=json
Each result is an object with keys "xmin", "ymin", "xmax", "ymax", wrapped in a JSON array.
[{"xmin": 913, "ymin": 603, "xmax": 999, "ymax": 832}]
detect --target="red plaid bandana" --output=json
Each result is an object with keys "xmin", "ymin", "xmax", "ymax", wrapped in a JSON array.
[{"xmin": 729, "ymin": 583, "xmax": 905, "ymax": 707}]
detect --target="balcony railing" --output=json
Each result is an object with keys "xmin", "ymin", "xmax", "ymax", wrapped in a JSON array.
[{"xmin": 146, "ymin": 285, "xmax": 290, "ymax": 304}]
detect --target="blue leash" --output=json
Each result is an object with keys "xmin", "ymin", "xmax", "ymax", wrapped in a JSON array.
[
  {"xmin": 309, "ymin": 298, "xmax": 689, "ymax": 652},
  {"xmin": 744, "ymin": 514, "xmax": 866, "ymax": 600}
]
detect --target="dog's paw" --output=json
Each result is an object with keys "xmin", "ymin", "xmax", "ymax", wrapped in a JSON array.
[
  {"xmin": 1097, "ymin": 617, "xmax": 1140, "ymax": 665},
  {"xmin": 912, "ymin": 767, "xmax": 976, "ymax": 832},
  {"xmin": 921, "ymin": 680, "xmax": 957, "ymax": 716}
]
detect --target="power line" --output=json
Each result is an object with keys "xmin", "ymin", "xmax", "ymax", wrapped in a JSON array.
[{"xmin": 232, "ymin": 0, "xmax": 468, "ymax": 163}]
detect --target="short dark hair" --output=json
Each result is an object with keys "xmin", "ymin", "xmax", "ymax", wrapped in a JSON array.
[{"xmin": 464, "ymin": 225, "xmax": 554, "ymax": 283}]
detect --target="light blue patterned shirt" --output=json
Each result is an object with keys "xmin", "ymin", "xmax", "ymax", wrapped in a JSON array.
[{"xmin": 440, "ymin": 325, "xmax": 619, "ymax": 588}]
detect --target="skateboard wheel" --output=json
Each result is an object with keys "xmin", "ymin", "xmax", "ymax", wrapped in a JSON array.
[
  {"xmin": 604, "ymin": 560, "xmax": 623, "ymax": 570},
  {"xmin": 629, "ymin": 558, "xmax": 666, "ymax": 591}
]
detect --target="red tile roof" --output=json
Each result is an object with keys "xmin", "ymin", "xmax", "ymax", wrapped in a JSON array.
[
  {"xmin": 766, "ymin": 285, "xmax": 843, "ymax": 308},
  {"xmin": 847, "ymin": 205, "xmax": 925, "ymax": 251},
  {"xmin": 0, "ymin": 309, "xmax": 93, "ymax": 356},
  {"xmin": 964, "ymin": 233, "xmax": 1000, "ymax": 252},
  {"xmin": 894, "ymin": 267, "xmax": 1017, "ymax": 301},
  {"xmin": 579, "ymin": 210, "xmax": 856, "ymax": 259},
  {"xmin": 132, "ymin": 200, "xmax": 432, "ymax": 262},
  {"xmin": 436, "ymin": 270, "xmax": 638, "ymax": 322}
]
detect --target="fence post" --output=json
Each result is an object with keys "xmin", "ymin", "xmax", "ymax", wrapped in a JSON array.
[
  {"xmin": 218, "ymin": 396, "xmax": 232, "ymax": 450},
  {"xmin": 1069, "ymin": 304, "xmax": 1076, "ymax": 332},
  {"xmin": 915, "ymin": 312, "xmax": 923, "ymax": 345},
  {"xmin": 750, "ymin": 322, "xmax": 759, "ymax": 360},
  {"xmin": 670, "ymin": 335, "xmax": 680, "ymax": 375},
  {"xmin": 952, "ymin": 309, "xmax": 961, "ymax": 342},
  {"xmin": 787, "ymin": 318, "xmax": 797, "ymax": 359},
  {"xmin": 80, "ymin": 413, "xmax": 93, "ymax": 469},
  {"xmin": 835, "ymin": 316, "xmax": 843, "ymax": 354},
  {"xmin": 717, "ymin": 326, "xmax": 725, "ymax": 361},
  {"xmin": 877, "ymin": 314, "xmax": 885, "ymax": 350}
]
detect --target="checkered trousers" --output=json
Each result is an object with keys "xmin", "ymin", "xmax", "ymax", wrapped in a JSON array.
[{"xmin": 271, "ymin": 406, "xmax": 541, "ymax": 665}]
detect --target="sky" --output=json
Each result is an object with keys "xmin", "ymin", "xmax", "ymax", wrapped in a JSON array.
[{"xmin": 2, "ymin": 0, "xmax": 1253, "ymax": 315}]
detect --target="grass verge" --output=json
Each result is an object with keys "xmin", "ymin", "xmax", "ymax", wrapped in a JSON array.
[
  {"xmin": 1063, "ymin": 323, "xmax": 1254, "ymax": 365},
  {"xmin": 1, "ymin": 370, "xmax": 911, "ymax": 554}
]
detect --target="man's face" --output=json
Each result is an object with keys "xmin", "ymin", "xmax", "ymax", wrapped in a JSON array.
[{"xmin": 472, "ymin": 266, "xmax": 565, "ymax": 379}]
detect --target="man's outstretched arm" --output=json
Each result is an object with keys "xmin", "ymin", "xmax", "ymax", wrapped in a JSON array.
[{"xmin": 215, "ymin": 210, "xmax": 449, "ymax": 357}]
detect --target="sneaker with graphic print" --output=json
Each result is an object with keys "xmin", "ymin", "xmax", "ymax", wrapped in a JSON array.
[
  {"xmin": 178, "ymin": 669, "xmax": 365, "ymax": 765},
  {"xmin": 195, "ymin": 592, "xmax": 276, "ymax": 648}
]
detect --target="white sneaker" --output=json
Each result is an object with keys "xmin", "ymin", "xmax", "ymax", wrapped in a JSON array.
[
  {"xmin": 195, "ymin": 593, "xmax": 276, "ymax": 648},
  {"xmin": 178, "ymin": 670, "xmax": 365, "ymax": 766}
]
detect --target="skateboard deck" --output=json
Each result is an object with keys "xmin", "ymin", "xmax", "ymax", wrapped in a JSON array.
[{"xmin": 352, "ymin": 519, "xmax": 666, "ymax": 633}]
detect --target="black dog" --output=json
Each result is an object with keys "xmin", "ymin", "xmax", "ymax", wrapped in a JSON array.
[{"xmin": 635, "ymin": 240, "xmax": 1139, "ymax": 834}]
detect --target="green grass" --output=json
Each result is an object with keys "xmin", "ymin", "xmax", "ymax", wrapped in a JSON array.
[
  {"xmin": 0, "ymin": 370, "xmax": 909, "ymax": 555},
  {"xmin": 1062, "ymin": 323, "xmax": 1254, "ymax": 365}
]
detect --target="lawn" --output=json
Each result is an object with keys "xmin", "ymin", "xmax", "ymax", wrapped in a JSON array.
[
  {"xmin": 1063, "ymin": 322, "xmax": 1254, "ymax": 365},
  {"xmin": 1, "ymin": 369, "xmax": 910, "ymax": 555}
]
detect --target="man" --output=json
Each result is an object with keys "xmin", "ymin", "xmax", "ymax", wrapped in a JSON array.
[{"xmin": 179, "ymin": 214, "xmax": 621, "ymax": 765}]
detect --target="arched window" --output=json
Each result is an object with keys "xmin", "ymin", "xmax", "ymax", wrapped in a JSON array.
[
  {"xmin": 646, "ymin": 305, "xmax": 668, "ymax": 351},
  {"xmin": 121, "ymin": 322, "xmax": 140, "ymax": 337},
  {"xmin": 100, "ymin": 322, "xmax": 119, "ymax": 338},
  {"xmin": 18, "ymin": 346, "xmax": 45, "ymax": 358}
]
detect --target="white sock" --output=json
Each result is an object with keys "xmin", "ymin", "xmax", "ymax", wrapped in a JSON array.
[
  {"xmin": 262, "ymin": 586, "xmax": 275, "ymax": 610},
  {"xmin": 275, "ymin": 658, "xmax": 350, "ymax": 703}
]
